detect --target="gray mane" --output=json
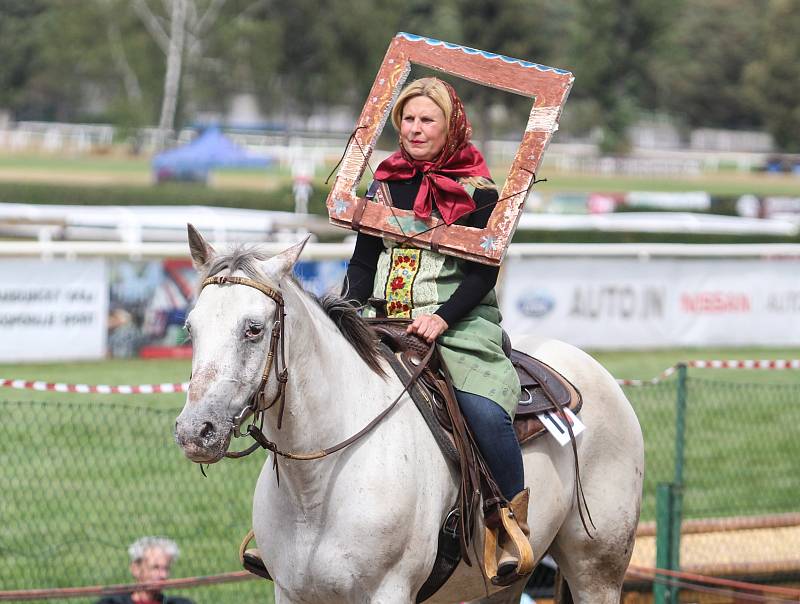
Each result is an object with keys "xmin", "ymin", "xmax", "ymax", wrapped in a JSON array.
[
  {"xmin": 199, "ymin": 246, "xmax": 386, "ymax": 376},
  {"xmin": 199, "ymin": 245, "xmax": 272, "ymax": 285}
]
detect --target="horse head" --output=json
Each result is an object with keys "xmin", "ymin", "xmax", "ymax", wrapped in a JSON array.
[{"xmin": 174, "ymin": 224, "xmax": 308, "ymax": 464}]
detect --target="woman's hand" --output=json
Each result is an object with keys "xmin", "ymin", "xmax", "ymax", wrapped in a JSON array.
[{"xmin": 407, "ymin": 313, "xmax": 449, "ymax": 343}]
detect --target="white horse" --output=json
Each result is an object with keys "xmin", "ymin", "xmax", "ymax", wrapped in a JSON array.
[{"xmin": 175, "ymin": 228, "xmax": 644, "ymax": 604}]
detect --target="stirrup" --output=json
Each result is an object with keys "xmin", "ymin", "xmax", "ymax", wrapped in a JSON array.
[
  {"xmin": 483, "ymin": 506, "xmax": 534, "ymax": 586},
  {"xmin": 239, "ymin": 529, "xmax": 272, "ymax": 581}
]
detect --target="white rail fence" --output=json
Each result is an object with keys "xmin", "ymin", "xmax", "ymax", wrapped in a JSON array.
[{"xmin": 1, "ymin": 122, "xmax": 793, "ymax": 175}]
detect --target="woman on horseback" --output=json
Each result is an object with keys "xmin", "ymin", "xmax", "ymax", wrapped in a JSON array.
[{"xmin": 344, "ymin": 77, "xmax": 527, "ymax": 577}]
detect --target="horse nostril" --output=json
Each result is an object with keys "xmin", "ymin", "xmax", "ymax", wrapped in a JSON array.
[{"xmin": 199, "ymin": 421, "xmax": 214, "ymax": 439}]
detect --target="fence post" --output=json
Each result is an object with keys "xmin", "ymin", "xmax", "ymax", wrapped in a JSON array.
[
  {"xmin": 654, "ymin": 364, "xmax": 688, "ymax": 604},
  {"xmin": 670, "ymin": 364, "xmax": 688, "ymax": 604},
  {"xmin": 674, "ymin": 363, "xmax": 687, "ymax": 487},
  {"xmin": 654, "ymin": 483, "xmax": 673, "ymax": 604}
]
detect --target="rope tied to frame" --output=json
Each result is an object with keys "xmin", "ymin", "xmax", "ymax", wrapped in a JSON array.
[{"xmin": 327, "ymin": 123, "xmax": 546, "ymax": 248}]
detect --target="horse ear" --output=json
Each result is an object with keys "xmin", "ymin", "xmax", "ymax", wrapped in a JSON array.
[
  {"xmin": 187, "ymin": 223, "xmax": 216, "ymax": 269},
  {"xmin": 261, "ymin": 234, "xmax": 312, "ymax": 281}
]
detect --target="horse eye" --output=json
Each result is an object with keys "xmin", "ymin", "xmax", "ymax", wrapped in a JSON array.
[{"xmin": 245, "ymin": 324, "xmax": 264, "ymax": 339}]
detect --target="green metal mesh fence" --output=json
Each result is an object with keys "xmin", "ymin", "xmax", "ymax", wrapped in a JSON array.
[
  {"xmin": 623, "ymin": 371, "xmax": 800, "ymax": 584},
  {"xmin": 0, "ymin": 400, "xmax": 271, "ymax": 603},
  {"xmin": 2, "ymin": 370, "xmax": 799, "ymax": 601},
  {"xmin": 680, "ymin": 377, "xmax": 799, "ymax": 520},
  {"xmin": 622, "ymin": 374, "xmax": 800, "ymax": 522},
  {"xmin": 622, "ymin": 378, "xmax": 679, "ymax": 522}
]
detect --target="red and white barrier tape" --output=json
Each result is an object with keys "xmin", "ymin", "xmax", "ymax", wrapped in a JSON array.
[
  {"xmin": 618, "ymin": 359, "xmax": 800, "ymax": 386},
  {"xmin": 687, "ymin": 359, "xmax": 800, "ymax": 370},
  {"xmin": 1, "ymin": 359, "xmax": 798, "ymax": 394},
  {"xmin": 0, "ymin": 378, "xmax": 188, "ymax": 394},
  {"xmin": 617, "ymin": 366, "xmax": 678, "ymax": 387}
]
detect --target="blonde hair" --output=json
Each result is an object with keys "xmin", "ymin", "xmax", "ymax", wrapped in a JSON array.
[
  {"xmin": 390, "ymin": 77, "xmax": 496, "ymax": 192},
  {"xmin": 390, "ymin": 77, "xmax": 453, "ymax": 132}
]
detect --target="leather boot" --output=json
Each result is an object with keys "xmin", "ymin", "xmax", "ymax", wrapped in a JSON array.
[
  {"xmin": 239, "ymin": 530, "xmax": 272, "ymax": 580},
  {"xmin": 242, "ymin": 548, "xmax": 272, "ymax": 580},
  {"xmin": 496, "ymin": 488, "xmax": 532, "ymax": 578}
]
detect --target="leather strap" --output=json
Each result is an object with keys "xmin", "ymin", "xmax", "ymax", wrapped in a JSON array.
[
  {"xmin": 352, "ymin": 196, "xmax": 369, "ymax": 230},
  {"xmin": 415, "ymin": 508, "xmax": 462, "ymax": 602},
  {"xmin": 201, "ymin": 275, "xmax": 290, "ymax": 442},
  {"xmin": 437, "ymin": 347, "xmax": 501, "ymax": 567},
  {"xmin": 202, "ymin": 275, "xmax": 283, "ymax": 304},
  {"xmin": 383, "ymin": 347, "xmax": 458, "ymax": 464},
  {"xmin": 239, "ymin": 529, "xmax": 256, "ymax": 566},
  {"xmin": 247, "ymin": 344, "xmax": 436, "ymax": 463},
  {"xmin": 429, "ymin": 224, "xmax": 446, "ymax": 253}
]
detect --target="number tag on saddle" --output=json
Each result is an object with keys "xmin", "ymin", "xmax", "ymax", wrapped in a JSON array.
[{"xmin": 538, "ymin": 408, "xmax": 586, "ymax": 446}]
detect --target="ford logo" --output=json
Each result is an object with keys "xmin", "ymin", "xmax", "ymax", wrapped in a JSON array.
[{"xmin": 517, "ymin": 290, "xmax": 555, "ymax": 317}]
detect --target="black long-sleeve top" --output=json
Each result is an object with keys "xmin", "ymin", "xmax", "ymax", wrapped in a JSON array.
[{"xmin": 344, "ymin": 172, "xmax": 499, "ymax": 327}]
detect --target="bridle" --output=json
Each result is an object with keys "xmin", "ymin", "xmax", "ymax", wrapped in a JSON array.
[
  {"xmin": 200, "ymin": 275, "xmax": 288, "ymax": 449},
  {"xmin": 199, "ymin": 273, "xmax": 435, "ymax": 470}
]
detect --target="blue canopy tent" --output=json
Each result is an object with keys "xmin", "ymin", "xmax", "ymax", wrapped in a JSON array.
[{"xmin": 152, "ymin": 127, "xmax": 272, "ymax": 183}]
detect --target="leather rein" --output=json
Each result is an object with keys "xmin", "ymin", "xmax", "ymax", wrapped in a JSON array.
[{"xmin": 199, "ymin": 275, "xmax": 432, "ymax": 468}]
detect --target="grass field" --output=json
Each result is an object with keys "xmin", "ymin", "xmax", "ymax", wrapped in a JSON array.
[
  {"xmin": 534, "ymin": 168, "xmax": 800, "ymax": 197},
  {"xmin": 0, "ymin": 152, "xmax": 291, "ymax": 191},
  {"xmin": 1, "ymin": 348, "xmax": 798, "ymax": 600},
  {"xmin": 2, "ymin": 150, "xmax": 800, "ymax": 197}
]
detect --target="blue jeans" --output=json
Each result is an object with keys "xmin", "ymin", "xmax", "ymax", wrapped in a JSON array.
[{"xmin": 454, "ymin": 389, "xmax": 524, "ymax": 500}]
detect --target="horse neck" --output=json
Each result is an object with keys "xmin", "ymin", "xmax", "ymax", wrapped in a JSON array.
[{"xmin": 265, "ymin": 279, "xmax": 394, "ymax": 461}]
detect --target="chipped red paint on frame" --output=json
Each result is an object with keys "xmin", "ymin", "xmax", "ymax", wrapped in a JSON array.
[{"xmin": 326, "ymin": 32, "xmax": 574, "ymax": 266}]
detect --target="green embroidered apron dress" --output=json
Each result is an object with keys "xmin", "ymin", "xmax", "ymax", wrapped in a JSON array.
[{"xmin": 363, "ymin": 238, "xmax": 521, "ymax": 417}]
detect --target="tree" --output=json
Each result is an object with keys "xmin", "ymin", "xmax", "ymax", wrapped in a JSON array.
[
  {"xmin": 0, "ymin": 0, "xmax": 48, "ymax": 115},
  {"xmin": 743, "ymin": 0, "xmax": 800, "ymax": 151},
  {"xmin": 565, "ymin": 0, "xmax": 677, "ymax": 153},
  {"xmin": 250, "ymin": 0, "xmax": 401, "ymax": 118},
  {"xmin": 132, "ymin": 0, "xmax": 228, "ymax": 147},
  {"xmin": 650, "ymin": 0, "xmax": 763, "ymax": 130},
  {"xmin": 455, "ymin": 0, "xmax": 569, "ymax": 146},
  {"xmin": 199, "ymin": 2, "xmax": 281, "ymax": 114}
]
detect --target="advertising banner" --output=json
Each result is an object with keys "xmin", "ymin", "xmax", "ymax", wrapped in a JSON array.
[
  {"xmin": 501, "ymin": 256, "xmax": 800, "ymax": 349},
  {"xmin": 0, "ymin": 259, "xmax": 107, "ymax": 362},
  {"xmin": 108, "ymin": 258, "xmax": 348, "ymax": 359},
  {"xmin": 109, "ymin": 258, "xmax": 196, "ymax": 359}
]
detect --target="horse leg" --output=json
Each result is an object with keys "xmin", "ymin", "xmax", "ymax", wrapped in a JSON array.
[
  {"xmin": 549, "ymin": 544, "xmax": 628, "ymax": 604},
  {"xmin": 547, "ymin": 470, "xmax": 640, "ymax": 604},
  {"xmin": 516, "ymin": 338, "xmax": 643, "ymax": 604}
]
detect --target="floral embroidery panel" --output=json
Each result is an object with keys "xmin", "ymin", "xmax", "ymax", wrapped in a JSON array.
[{"xmin": 384, "ymin": 248, "xmax": 422, "ymax": 318}]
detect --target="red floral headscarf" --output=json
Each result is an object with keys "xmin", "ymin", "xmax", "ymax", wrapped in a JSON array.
[{"xmin": 374, "ymin": 79, "xmax": 490, "ymax": 225}]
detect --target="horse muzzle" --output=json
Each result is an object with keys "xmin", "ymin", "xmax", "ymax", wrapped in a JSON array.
[{"xmin": 174, "ymin": 412, "xmax": 233, "ymax": 464}]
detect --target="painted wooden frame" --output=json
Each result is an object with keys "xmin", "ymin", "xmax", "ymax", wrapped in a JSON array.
[{"xmin": 325, "ymin": 32, "xmax": 574, "ymax": 266}]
